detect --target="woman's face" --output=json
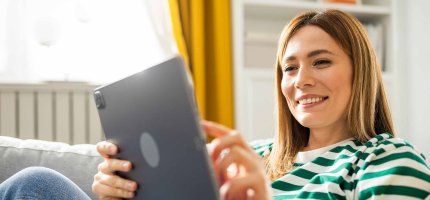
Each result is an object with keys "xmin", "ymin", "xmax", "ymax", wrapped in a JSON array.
[{"xmin": 281, "ymin": 25, "xmax": 353, "ymax": 131}]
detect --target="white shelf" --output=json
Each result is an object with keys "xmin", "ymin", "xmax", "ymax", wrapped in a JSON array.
[{"xmin": 244, "ymin": 0, "xmax": 391, "ymax": 21}]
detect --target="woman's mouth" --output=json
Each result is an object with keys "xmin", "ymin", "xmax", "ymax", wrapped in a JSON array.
[{"xmin": 297, "ymin": 97, "xmax": 329, "ymax": 105}]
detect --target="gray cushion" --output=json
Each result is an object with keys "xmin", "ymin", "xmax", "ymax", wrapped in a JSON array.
[{"xmin": 0, "ymin": 136, "xmax": 103, "ymax": 199}]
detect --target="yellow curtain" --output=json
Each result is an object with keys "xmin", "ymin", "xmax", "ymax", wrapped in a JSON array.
[{"xmin": 168, "ymin": 0, "xmax": 234, "ymax": 128}]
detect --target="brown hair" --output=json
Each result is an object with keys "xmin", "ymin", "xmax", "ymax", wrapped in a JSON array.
[{"xmin": 265, "ymin": 9, "xmax": 394, "ymax": 181}]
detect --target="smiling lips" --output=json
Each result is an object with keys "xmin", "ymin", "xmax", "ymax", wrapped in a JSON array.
[{"xmin": 297, "ymin": 96, "xmax": 329, "ymax": 106}]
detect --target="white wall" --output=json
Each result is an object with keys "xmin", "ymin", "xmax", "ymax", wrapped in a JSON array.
[{"xmin": 398, "ymin": 0, "xmax": 430, "ymax": 159}]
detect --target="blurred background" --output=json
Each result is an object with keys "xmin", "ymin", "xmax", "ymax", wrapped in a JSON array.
[{"xmin": 0, "ymin": 0, "xmax": 428, "ymax": 161}]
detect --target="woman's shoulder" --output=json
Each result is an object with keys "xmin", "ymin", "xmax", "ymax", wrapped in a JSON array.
[
  {"xmin": 356, "ymin": 133, "xmax": 429, "ymax": 175},
  {"xmin": 362, "ymin": 133, "xmax": 427, "ymax": 163},
  {"xmin": 352, "ymin": 133, "xmax": 430, "ymax": 199},
  {"xmin": 365, "ymin": 133, "xmax": 414, "ymax": 148}
]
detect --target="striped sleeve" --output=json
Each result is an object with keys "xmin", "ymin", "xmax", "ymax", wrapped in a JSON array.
[{"xmin": 355, "ymin": 139, "xmax": 430, "ymax": 199}]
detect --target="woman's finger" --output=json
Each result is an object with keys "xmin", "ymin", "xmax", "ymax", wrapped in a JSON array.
[
  {"xmin": 218, "ymin": 146, "xmax": 259, "ymax": 172},
  {"xmin": 216, "ymin": 146, "xmax": 261, "ymax": 184},
  {"xmin": 98, "ymin": 159, "xmax": 132, "ymax": 175},
  {"xmin": 94, "ymin": 173, "xmax": 138, "ymax": 192},
  {"xmin": 202, "ymin": 120, "xmax": 253, "ymax": 157},
  {"xmin": 92, "ymin": 178, "xmax": 135, "ymax": 199},
  {"xmin": 201, "ymin": 120, "xmax": 232, "ymax": 138},
  {"xmin": 210, "ymin": 132, "xmax": 253, "ymax": 162},
  {"xmin": 220, "ymin": 174, "xmax": 263, "ymax": 200},
  {"xmin": 99, "ymin": 197, "xmax": 121, "ymax": 200},
  {"xmin": 96, "ymin": 141, "xmax": 118, "ymax": 158}
]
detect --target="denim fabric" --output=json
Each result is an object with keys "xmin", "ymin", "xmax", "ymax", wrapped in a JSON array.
[{"xmin": 0, "ymin": 167, "xmax": 90, "ymax": 200}]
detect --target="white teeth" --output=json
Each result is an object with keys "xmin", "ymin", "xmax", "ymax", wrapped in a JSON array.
[{"xmin": 298, "ymin": 97, "xmax": 325, "ymax": 105}]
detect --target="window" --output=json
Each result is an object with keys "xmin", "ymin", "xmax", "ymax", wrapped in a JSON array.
[
  {"xmin": 0, "ymin": 1, "xmax": 8, "ymax": 73},
  {"xmin": 0, "ymin": 0, "xmax": 175, "ymax": 84}
]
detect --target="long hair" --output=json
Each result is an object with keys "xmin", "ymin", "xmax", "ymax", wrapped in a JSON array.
[{"xmin": 265, "ymin": 9, "xmax": 394, "ymax": 181}]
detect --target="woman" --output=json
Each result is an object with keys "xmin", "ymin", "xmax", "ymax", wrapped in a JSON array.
[{"xmin": 92, "ymin": 9, "xmax": 430, "ymax": 199}]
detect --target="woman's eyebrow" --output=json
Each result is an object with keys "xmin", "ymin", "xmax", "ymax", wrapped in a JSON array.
[
  {"xmin": 282, "ymin": 55, "xmax": 296, "ymax": 64},
  {"xmin": 308, "ymin": 49, "xmax": 335, "ymax": 57},
  {"xmin": 282, "ymin": 49, "xmax": 335, "ymax": 64}
]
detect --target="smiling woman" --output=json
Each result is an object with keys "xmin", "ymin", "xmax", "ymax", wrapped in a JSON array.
[
  {"xmin": 0, "ymin": 0, "xmax": 174, "ymax": 84},
  {"xmin": 261, "ymin": 9, "xmax": 429, "ymax": 199},
  {"xmin": 90, "ymin": 9, "xmax": 430, "ymax": 200}
]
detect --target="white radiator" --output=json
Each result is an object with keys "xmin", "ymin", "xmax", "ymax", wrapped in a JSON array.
[{"xmin": 0, "ymin": 82, "xmax": 104, "ymax": 144}]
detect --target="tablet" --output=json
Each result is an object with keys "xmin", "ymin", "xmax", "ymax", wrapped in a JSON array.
[{"xmin": 94, "ymin": 56, "xmax": 218, "ymax": 199}]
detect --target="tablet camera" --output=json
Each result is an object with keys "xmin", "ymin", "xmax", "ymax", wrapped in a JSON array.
[{"xmin": 94, "ymin": 91, "xmax": 105, "ymax": 109}]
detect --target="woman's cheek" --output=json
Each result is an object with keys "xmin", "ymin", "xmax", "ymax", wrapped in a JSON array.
[
  {"xmin": 280, "ymin": 78, "xmax": 289, "ymax": 97},
  {"xmin": 281, "ymin": 79, "xmax": 295, "ymax": 103}
]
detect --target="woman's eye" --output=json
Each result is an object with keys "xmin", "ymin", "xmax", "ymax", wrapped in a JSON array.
[
  {"xmin": 313, "ymin": 59, "xmax": 331, "ymax": 67},
  {"xmin": 283, "ymin": 65, "xmax": 298, "ymax": 72}
]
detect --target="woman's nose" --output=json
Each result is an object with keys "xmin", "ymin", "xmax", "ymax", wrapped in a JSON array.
[{"xmin": 294, "ymin": 66, "xmax": 315, "ymax": 89}]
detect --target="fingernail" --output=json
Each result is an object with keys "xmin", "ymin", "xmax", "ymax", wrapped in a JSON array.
[
  {"xmin": 108, "ymin": 145, "xmax": 115, "ymax": 154},
  {"xmin": 126, "ymin": 192, "xmax": 135, "ymax": 198},
  {"xmin": 127, "ymin": 182, "xmax": 135, "ymax": 190},
  {"xmin": 123, "ymin": 162, "xmax": 130, "ymax": 169}
]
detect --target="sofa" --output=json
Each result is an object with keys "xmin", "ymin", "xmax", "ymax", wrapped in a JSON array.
[{"xmin": 0, "ymin": 136, "xmax": 103, "ymax": 199}]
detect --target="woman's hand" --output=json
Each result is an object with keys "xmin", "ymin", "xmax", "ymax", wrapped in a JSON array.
[
  {"xmin": 92, "ymin": 141, "xmax": 138, "ymax": 200},
  {"xmin": 203, "ymin": 121, "xmax": 272, "ymax": 200}
]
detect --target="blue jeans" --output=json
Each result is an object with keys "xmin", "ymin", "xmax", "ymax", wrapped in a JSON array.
[{"xmin": 0, "ymin": 167, "xmax": 90, "ymax": 200}]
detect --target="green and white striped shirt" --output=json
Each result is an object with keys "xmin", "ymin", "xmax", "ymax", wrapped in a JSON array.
[{"xmin": 253, "ymin": 133, "xmax": 430, "ymax": 199}]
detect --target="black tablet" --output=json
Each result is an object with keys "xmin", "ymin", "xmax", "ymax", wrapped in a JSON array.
[{"xmin": 94, "ymin": 56, "xmax": 218, "ymax": 200}]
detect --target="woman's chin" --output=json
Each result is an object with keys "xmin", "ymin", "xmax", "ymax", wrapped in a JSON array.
[{"xmin": 295, "ymin": 115, "xmax": 325, "ymax": 128}]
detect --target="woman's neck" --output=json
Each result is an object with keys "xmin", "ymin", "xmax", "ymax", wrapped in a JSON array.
[{"xmin": 302, "ymin": 124, "xmax": 352, "ymax": 151}]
